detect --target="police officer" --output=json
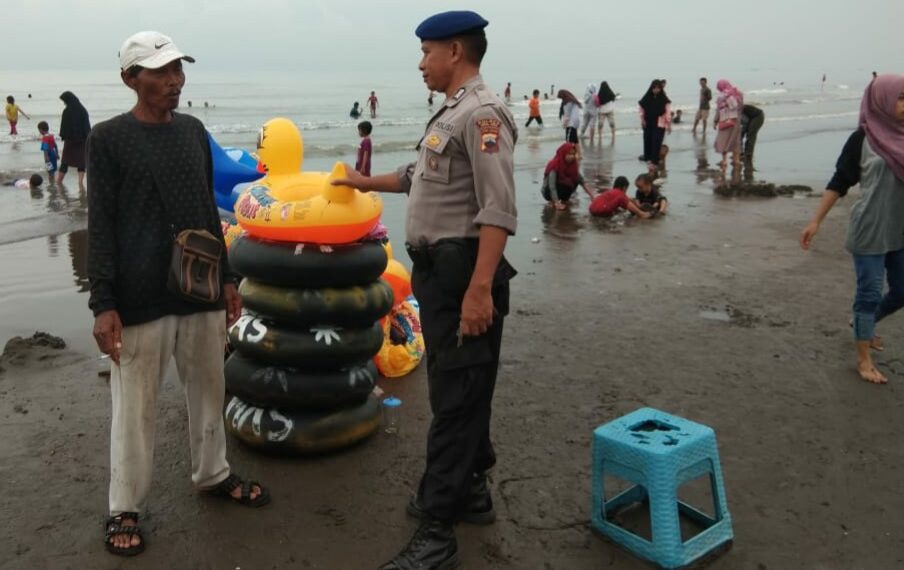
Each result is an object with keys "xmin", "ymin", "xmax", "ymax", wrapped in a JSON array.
[{"xmin": 334, "ymin": 10, "xmax": 517, "ymax": 570}]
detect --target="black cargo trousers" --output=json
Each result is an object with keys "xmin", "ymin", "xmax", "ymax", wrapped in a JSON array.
[{"xmin": 406, "ymin": 237, "xmax": 517, "ymax": 522}]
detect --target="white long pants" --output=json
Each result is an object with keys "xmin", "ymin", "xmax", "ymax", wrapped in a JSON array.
[{"xmin": 109, "ymin": 310, "xmax": 230, "ymax": 515}]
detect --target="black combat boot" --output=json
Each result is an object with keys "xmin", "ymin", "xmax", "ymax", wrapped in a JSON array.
[
  {"xmin": 378, "ymin": 518, "xmax": 459, "ymax": 570},
  {"xmin": 407, "ymin": 473, "xmax": 496, "ymax": 525}
]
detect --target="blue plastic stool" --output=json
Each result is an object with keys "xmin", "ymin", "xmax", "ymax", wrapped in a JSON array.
[{"xmin": 591, "ymin": 408, "xmax": 733, "ymax": 569}]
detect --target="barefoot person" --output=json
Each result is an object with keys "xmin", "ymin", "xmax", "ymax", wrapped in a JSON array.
[
  {"xmin": 713, "ymin": 79, "xmax": 743, "ymax": 170},
  {"xmin": 800, "ymin": 74, "xmax": 904, "ymax": 384},
  {"xmin": 88, "ymin": 31, "xmax": 270, "ymax": 557},
  {"xmin": 57, "ymin": 91, "xmax": 92, "ymax": 189},
  {"xmin": 333, "ymin": 11, "xmax": 517, "ymax": 569},
  {"xmin": 542, "ymin": 142, "xmax": 594, "ymax": 210}
]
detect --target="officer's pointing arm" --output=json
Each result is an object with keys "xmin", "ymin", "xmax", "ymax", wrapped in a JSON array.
[{"xmin": 331, "ymin": 163, "xmax": 408, "ymax": 193}]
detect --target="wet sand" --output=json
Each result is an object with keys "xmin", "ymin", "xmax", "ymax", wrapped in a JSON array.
[{"xmin": 2, "ymin": 125, "xmax": 904, "ymax": 569}]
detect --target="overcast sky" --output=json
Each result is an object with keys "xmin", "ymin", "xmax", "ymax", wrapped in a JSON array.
[{"xmin": 2, "ymin": 0, "xmax": 900, "ymax": 79}]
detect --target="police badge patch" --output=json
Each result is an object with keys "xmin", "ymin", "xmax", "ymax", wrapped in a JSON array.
[
  {"xmin": 476, "ymin": 118, "xmax": 501, "ymax": 153},
  {"xmin": 425, "ymin": 134, "xmax": 442, "ymax": 149}
]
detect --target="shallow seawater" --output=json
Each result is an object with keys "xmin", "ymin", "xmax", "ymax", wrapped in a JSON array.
[{"xmin": 0, "ymin": 111, "xmax": 852, "ymax": 355}]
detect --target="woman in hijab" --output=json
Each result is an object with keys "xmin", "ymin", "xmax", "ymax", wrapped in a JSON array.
[
  {"xmin": 638, "ymin": 80, "xmax": 671, "ymax": 167},
  {"xmin": 800, "ymin": 74, "xmax": 904, "ymax": 384},
  {"xmin": 557, "ymin": 89, "xmax": 583, "ymax": 145},
  {"xmin": 596, "ymin": 81, "xmax": 617, "ymax": 142},
  {"xmin": 579, "ymin": 84, "xmax": 600, "ymax": 142},
  {"xmin": 712, "ymin": 79, "xmax": 743, "ymax": 170},
  {"xmin": 57, "ymin": 91, "xmax": 91, "ymax": 187},
  {"xmin": 541, "ymin": 142, "xmax": 594, "ymax": 210}
]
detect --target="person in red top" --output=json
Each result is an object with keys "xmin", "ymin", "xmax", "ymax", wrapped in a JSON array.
[
  {"xmin": 355, "ymin": 120, "xmax": 372, "ymax": 176},
  {"xmin": 589, "ymin": 175, "xmax": 652, "ymax": 218},
  {"xmin": 37, "ymin": 121, "xmax": 60, "ymax": 176},
  {"xmin": 542, "ymin": 142, "xmax": 593, "ymax": 210}
]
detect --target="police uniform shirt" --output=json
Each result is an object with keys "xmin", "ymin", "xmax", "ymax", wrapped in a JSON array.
[{"xmin": 397, "ymin": 74, "xmax": 518, "ymax": 246}]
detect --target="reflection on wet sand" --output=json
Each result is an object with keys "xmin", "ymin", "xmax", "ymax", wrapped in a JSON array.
[
  {"xmin": 694, "ymin": 133, "xmax": 725, "ymax": 185},
  {"xmin": 68, "ymin": 229, "xmax": 89, "ymax": 292},
  {"xmin": 540, "ymin": 205, "xmax": 584, "ymax": 241},
  {"xmin": 579, "ymin": 141, "xmax": 615, "ymax": 189}
]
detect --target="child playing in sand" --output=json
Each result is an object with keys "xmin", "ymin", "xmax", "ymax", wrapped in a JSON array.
[
  {"xmin": 525, "ymin": 90, "xmax": 543, "ymax": 127},
  {"xmin": 355, "ymin": 121, "xmax": 373, "ymax": 176},
  {"xmin": 633, "ymin": 173, "xmax": 668, "ymax": 215},
  {"xmin": 5, "ymin": 95, "xmax": 30, "ymax": 135},
  {"xmin": 5, "ymin": 174, "xmax": 43, "ymax": 190},
  {"xmin": 589, "ymin": 176, "xmax": 652, "ymax": 218},
  {"xmin": 37, "ymin": 121, "xmax": 60, "ymax": 177}
]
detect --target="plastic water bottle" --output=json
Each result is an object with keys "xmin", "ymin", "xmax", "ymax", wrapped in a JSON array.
[{"xmin": 382, "ymin": 396, "xmax": 402, "ymax": 434}]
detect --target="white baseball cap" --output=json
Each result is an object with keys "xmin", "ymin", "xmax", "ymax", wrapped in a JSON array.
[{"xmin": 119, "ymin": 31, "xmax": 195, "ymax": 71}]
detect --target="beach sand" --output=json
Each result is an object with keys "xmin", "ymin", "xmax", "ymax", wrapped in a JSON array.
[{"xmin": 2, "ymin": 126, "xmax": 903, "ymax": 569}]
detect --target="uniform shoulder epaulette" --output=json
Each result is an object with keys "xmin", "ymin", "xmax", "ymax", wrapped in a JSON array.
[{"xmin": 475, "ymin": 86, "xmax": 497, "ymax": 107}]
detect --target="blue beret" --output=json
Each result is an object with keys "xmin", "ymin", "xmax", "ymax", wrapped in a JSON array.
[{"xmin": 415, "ymin": 10, "xmax": 488, "ymax": 41}]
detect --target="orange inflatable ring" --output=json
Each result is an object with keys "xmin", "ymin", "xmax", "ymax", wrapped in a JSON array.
[{"xmin": 382, "ymin": 258, "xmax": 412, "ymax": 308}]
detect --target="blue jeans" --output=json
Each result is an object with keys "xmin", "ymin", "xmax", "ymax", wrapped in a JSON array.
[{"xmin": 852, "ymin": 248, "xmax": 904, "ymax": 340}]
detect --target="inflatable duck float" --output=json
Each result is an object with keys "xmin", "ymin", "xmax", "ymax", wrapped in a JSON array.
[{"xmin": 234, "ymin": 118, "xmax": 382, "ymax": 244}]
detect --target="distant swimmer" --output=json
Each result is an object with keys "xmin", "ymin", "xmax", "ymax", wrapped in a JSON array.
[
  {"xmin": 671, "ymin": 109, "xmax": 683, "ymax": 124},
  {"xmin": 504, "ymin": 82, "xmax": 511, "ymax": 103},
  {"xmin": 427, "ymin": 91, "xmax": 434, "ymax": 106},
  {"xmin": 367, "ymin": 90, "xmax": 378, "ymax": 118},
  {"xmin": 350, "ymin": 101, "xmax": 362, "ymax": 119}
]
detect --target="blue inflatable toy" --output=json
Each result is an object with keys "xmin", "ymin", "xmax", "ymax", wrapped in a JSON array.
[{"xmin": 208, "ymin": 133, "xmax": 261, "ymax": 213}]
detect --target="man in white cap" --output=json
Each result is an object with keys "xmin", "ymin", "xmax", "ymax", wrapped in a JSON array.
[{"xmin": 88, "ymin": 31, "xmax": 270, "ymax": 557}]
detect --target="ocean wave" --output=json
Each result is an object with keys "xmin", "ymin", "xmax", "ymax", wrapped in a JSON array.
[
  {"xmin": 0, "ymin": 133, "xmax": 41, "ymax": 144},
  {"xmin": 747, "ymin": 88, "xmax": 788, "ymax": 95}
]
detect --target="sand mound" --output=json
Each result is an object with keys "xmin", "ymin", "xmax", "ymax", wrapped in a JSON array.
[{"xmin": 0, "ymin": 332, "xmax": 67, "ymax": 371}]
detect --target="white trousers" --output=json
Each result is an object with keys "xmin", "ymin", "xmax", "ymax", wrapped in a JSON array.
[{"xmin": 108, "ymin": 310, "xmax": 230, "ymax": 515}]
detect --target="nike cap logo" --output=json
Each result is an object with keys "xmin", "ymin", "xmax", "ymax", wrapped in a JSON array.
[{"xmin": 154, "ymin": 42, "xmax": 170, "ymax": 49}]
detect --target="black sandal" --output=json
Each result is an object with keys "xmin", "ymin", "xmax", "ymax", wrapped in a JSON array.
[
  {"xmin": 204, "ymin": 473, "xmax": 271, "ymax": 507},
  {"xmin": 103, "ymin": 511, "xmax": 145, "ymax": 557}
]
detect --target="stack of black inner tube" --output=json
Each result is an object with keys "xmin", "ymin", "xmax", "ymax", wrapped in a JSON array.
[{"xmin": 223, "ymin": 234, "xmax": 393, "ymax": 454}]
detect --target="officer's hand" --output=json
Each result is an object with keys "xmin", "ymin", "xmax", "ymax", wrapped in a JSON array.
[
  {"xmin": 460, "ymin": 284, "xmax": 494, "ymax": 336},
  {"xmin": 93, "ymin": 310, "xmax": 123, "ymax": 364},
  {"xmin": 224, "ymin": 283, "xmax": 242, "ymax": 327},
  {"xmin": 331, "ymin": 164, "xmax": 369, "ymax": 190}
]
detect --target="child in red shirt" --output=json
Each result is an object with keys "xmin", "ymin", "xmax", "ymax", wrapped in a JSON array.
[
  {"xmin": 589, "ymin": 176, "xmax": 651, "ymax": 218},
  {"xmin": 37, "ymin": 121, "xmax": 59, "ymax": 176}
]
